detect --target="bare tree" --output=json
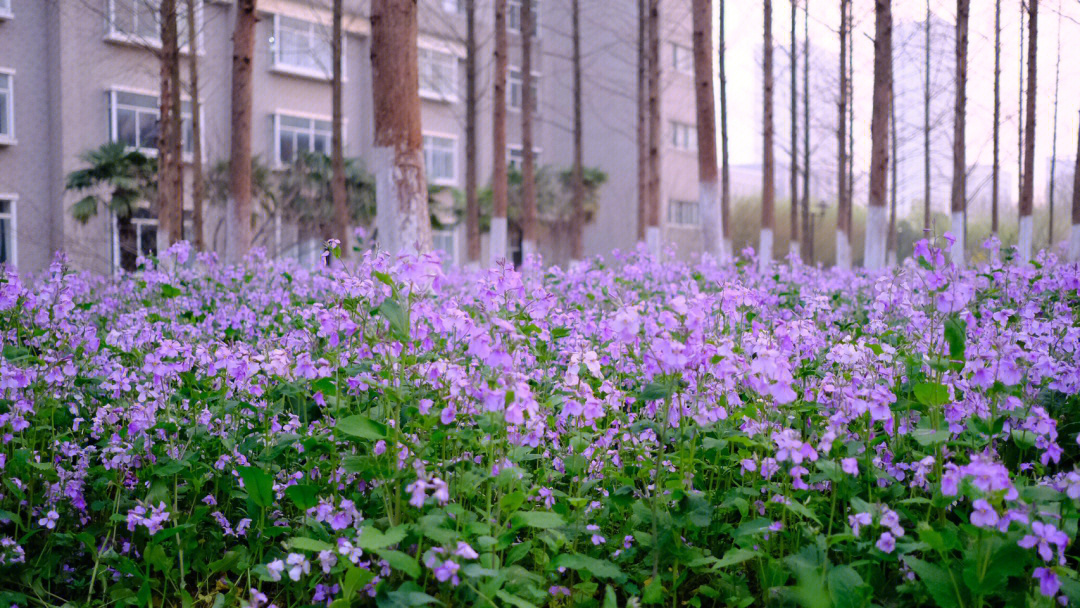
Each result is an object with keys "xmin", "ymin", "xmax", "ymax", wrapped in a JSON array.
[
  {"xmin": 157, "ymin": 0, "xmax": 183, "ymax": 250},
  {"xmin": 992, "ymin": 0, "xmax": 1000, "ymax": 238},
  {"xmin": 1018, "ymin": 0, "xmax": 1037, "ymax": 263},
  {"xmin": 331, "ymin": 0, "xmax": 349, "ymax": 255},
  {"xmin": 864, "ymin": 0, "xmax": 891, "ymax": 270},
  {"xmin": 949, "ymin": 0, "xmax": 968, "ymax": 266},
  {"xmin": 520, "ymin": 0, "xmax": 538, "ymax": 261},
  {"xmin": 693, "ymin": 0, "xmax": 720, "ymax": 258},
  {"xmin": 888, "ymin": 74, "xmax": 897, "ymax": 266},
  {"xmin": 570, "ymin": 0, "xmax": 585, "ymax": 261},
  {"xmin": 647, "ymin": 0, "xmax": 662, "ymax": 255},
  {"xmin": 490, "ymin": 0, "xmax": 509, "ymax": 265},
  {"xmin": 719, "ymin": 0, "xmax": 732, "ymax": 259},
  {"xmin": 788, "ymin": 0, "xmax": 798, "ymax": 258},
  {"xmin": 371, "ymin": 0, "xmax": 432, "ymax": 255},
  {"xmin": 800, "ymin": 0, "xmax": 810, "ymax": 262},
  {"xmin": 465, "ymin": 0, "xmax": 480, "ymax": 265},
  {"xmin": 760, "ymin": 0, "xmax": 775, "ymax": 271},
  {"xmin": 186, "ymin": 0, "xmax": 204, "ymax": 250},
  {"xmin": 637, "ymin": 0, "xmax": 648, "ymax": 243},
  {"xmin": 836, "ymin": 0, "xmax": 850, "ymax": 269},
  {"xmin": 923, "ymin": 0, "xmax": 931, "ymax": 232},
  {"xmin": 1048, "ymin": 6, "xmax": 1061, "ymax": 248},
  {"xmin": 1071, "ymin": 114, "xmax": 1080, "ymax": 261},
  {"xmin": 226, "ymin": 0, "xmax": 257, "ymax": 263},
  {"xmin": 1017, "ymin": 2, "xmax": 1025, "ymax": 228}
]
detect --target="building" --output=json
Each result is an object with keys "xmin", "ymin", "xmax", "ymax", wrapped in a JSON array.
[{"xmin": 0, "ymin": 0, "xmax": 702, "ymax": 274}]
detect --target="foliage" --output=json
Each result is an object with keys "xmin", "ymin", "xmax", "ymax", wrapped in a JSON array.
[
  {"xmin": 463, "ymin": 165, "xmax": 607, "ymax": 232},
  {"xmin": 65, "ymin": 142, "xmax": 157, "ymax": 223},
  {"xmin": 1, "ymin": 238, "xmax": 1079, "ymax": 608}
]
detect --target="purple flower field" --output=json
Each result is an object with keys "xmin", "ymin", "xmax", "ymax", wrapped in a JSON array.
[{"xmin": 1, "ymin": 236, "xmax": 1080, "ymax": 607}]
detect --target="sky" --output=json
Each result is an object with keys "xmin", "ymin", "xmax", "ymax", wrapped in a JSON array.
[{"xmin": 718, "ymin": 0, "xmax": 1080, "ymax": 212}]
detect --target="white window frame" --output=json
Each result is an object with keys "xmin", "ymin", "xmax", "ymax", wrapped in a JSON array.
[
  {"xmin": 0, "ymin": 195, "xmax": 17, "ymax": 269},
  {"xmin": 423, "ymin": 132, "xmax": 458, "ymax": 186},
  {"xmin": 104, "ymin": 0, "xmax": 204, "ymax": 54},
  {"xmin": 667, "ymin": 199, "xmax": 700, "ymax": 227},
  {"xmin": 671, "ymin": 43, "xmax": 693, "ymax": 75},
  {"xmin": 418, "ymin": 45, "xmax": 459, "ymax": 103},
  {"xmin": 670, "ymin": 121, "xmax": 697, "ymax": 152},
  {"xmin": 507, "ymin": 0, "xmax": 539, "ymax": 36},
  {"xmin": 507, "ymin": 145, "xmax": 542, "ymax": 171},
  {"xmin": 270, "ymin": 13, "xmax": 344, "ymax": 81},
  {"xmin": 272, "ymin": 111, "xmax": 336, "ymax": 167},
  {"xmin": 107, "ymin": 87, "xmax": 198, "ymax": 160},
  {"xmin": 507, "ymin": 66, "xmax": 540, "ymax": 113},
  {"xmin": 0, "ymin": 69, "xmax": 14, "ymax": 146},
  {"xmin": 0, "ymin": 0, "xmax": 13, "ymax": 20}
]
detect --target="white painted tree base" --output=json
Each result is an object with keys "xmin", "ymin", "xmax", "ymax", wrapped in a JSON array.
[
  {"xmin": 788, "ymin": 241, "xmax": 799, "ymax": 260},
  {"xmin": 1069, "ymin": 224, "xmax": 1080, "ymax": 262},
  {"xmin": 863, "ymin": 206, "xmax": 887, "ymax": 270},
  {"xmin": 950, "ymin": 211, "xmax": 965, "ymax": 267},
  {"xmin": 886, "ymin": 250, "xmax": 897, "ymax": 267},
  {"xmin": 1017, "ymin": 215, "xmax": 1033, "ymax": 265},
  {"xmin": 720, "ymin": 238, "xmax": 733, "ymax": 263},
  {"xmin": 489, "ymin": 216, "xmax": 507, "ymax": 267},
  {"xmin": 646, "ymin": 226, "xmax": 662, "ymax": 257},
  {"xmin": 521, "ymin": 238, "xmax": 537, "ymax": 265},
  {"xmin": 758, "ymin": 228, "xmax": 773, "ymax": 274},
  {"xmin": 835, "ymin": 230, "xmax": 851, "ymax": 271}
]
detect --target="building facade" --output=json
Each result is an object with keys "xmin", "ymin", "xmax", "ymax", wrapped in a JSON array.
[{"xmin": 0, "ymin": 0, "xmax": 700, "ymax": 274}]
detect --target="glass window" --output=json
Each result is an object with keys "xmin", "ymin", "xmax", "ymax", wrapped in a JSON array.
[
  {"xmin": 418, "ymin": 47, "xmax": 458, "ymax": 101},
  {"xmin": 432, "ymin": 228, "xmax": 457, "ymax": 265},
  {"xmin": 671, "ymin": 43, "xmax": 693, "ymax": 74},
  {"xmin": 508, "ymin": 0, "xmax": 538, "ymax": 35},
  {"xmin": 0, "ymin": 73, "xmax": 12, "ymax": 141},
  {"xmin": 0, "ymin": 0, "xmax": 12, "ymax": 16},
  {"xmin": 109, "ymin": 90, "xmax": 194, "ymax": 155},
  {"xmin": 507, "ymin": 68, "xmax": 539, "ymax": 112},
  {"xmin": 275, "ymin": 114, "xmax": 333, "ymax": 165},
  {"xmin": 423, "ymin": 135, "xmax": 457, "ymax": 185},
  {"xmin": 0, "ymin": 199, "xmax": 14, "ymax": 266},
  {"xmin": 670, "ymin": 121, "xmax": 697, "ymax": 151},
  {"xmin": 108, "ymin": 0, "xmax": 200, "ymax": 50},
  {"xmin": 667, "ymin": 199, "xmax": 700, "ymax": 226},
  {"xmin": 507, "ymin": 146, "xmax": 541, "ymax": 171},
  {"xmin": 441, "ymin": 0, "xmax": 464, "ymax": 13},
  {"xmin": 272, "ymin": 14, "xmax": 336, "ymax": 78}
]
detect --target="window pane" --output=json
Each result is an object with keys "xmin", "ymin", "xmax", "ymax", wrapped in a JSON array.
[
  {"xmin": 138, "ymin": 112, "xmax": 159, "ymax": 150},
  {"xmin": 313, "ymin": 133, "xmax": 328, "ymax": 154},
  {"xmin": 296, "ymin": 131, "xmax": 311, "ymax": 154},
  {"xmin": 280, "ymin": 131, "xmax": 295, "ymax": 163},
  {"xmin": 139, "ymin": 223, "xmax": 158, "ymax": 257},
  {"xmin": 182, "ymin": 116, "xmax": 194, "ymax": 155},
  {"xmin": 113, "ymin": 0, "xmax": 136, "ymax": 33},
  {"xmin": 136, "ymin": 1, "xmax": 159, "ymax": 39},
  {"xmin": 0, "ymin": 92, "xmax": 7, "ymax": 137},
  {"xmin": 281, "ymin": 115, "xmax": 310, "ymax": 129},
  {"xmin": 116, "ymin": 108, "xmax": 137, "ymax": 146},
  {"xmin": 0, "ymin": 217, "xmax": 8, "ymax": 264}
]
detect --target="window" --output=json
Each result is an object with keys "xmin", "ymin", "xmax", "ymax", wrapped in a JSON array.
[
  {"xmin": 423, "ymin": 134, "xmax": 457, "ymax": 185},
  {"xmin": 670, "ymin": 121, "xmax": 697, "ymax": 151},
  {"xmin": 418, "ymin": 47, "xmax": 458, "ymax": 102},
  {"xmin": 108, "ymin": 90, "xmax": 195, "ymax": 156},
  {"xmin": 0, "ymin": 0, "xmax": 12, "ymax": 19},
  {"xmin": 441, "ymin": 0, "xmax": 464, "ymax": 14},
  {"xmin": 508, "ymin": 0, "xmax": 539, "ymax": 35},
  {"xmin": 432, "ymin": 228, "xmax": 458, "ymax": 265},
  {"xmin": 667, "ymin": 199, "xmax": 700, "ymax": 226},
  {"xmin": 507, "ymin": 68, "xmax": 539, "ymax": 112},
  {"xmin": 0, "ymin": 71, "xmax": 12, "ymax": 144},
  {"xmin": 508, "ymin": 146, "xmax": 541, "ymax": 171},
  {"xmin": 274, "ymin": 113, "xmax": 332, "ymax": 165},
  {"xmin": 113, "ymin": 208, "xmax": 192, "ymax": 271},
  {"xmin": 106, "ymin": 0, "xmax": 202, "ymax": 51},
  {"xmin": 0, "ymin": 198, "xmax": 15, "ymax": 267},
  {"xmin": 271, "ymin": 14, "xmax": 339, "ymax": 79},
  {"xmin": 671, "ymin": 43, "xmax": 693, "ymax": 74}
]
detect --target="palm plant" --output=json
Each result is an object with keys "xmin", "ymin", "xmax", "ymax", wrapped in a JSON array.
[{"xmin": 66, "ymin": 142, "xmax": 156, "ymax": 223}]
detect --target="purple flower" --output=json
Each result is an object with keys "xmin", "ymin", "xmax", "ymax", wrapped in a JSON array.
[
  {"xmin": 841, "ymin": 458, "xmax": 859, "ymax": 476},
  {"xmin": 38, "ymin": 510, "xmax": 58, "ymax": 530},
  {"xmin": 266, "ymin": 558, "xmax": 285, "ymax": 582},
  {"xmin": 433, "ymin": 559, "xmax": 460, "ymax": 585},
  {"xmin": 849, "ymin": 512, "xmax": 872, "ymax": 537},
  {"xmin": 1019, "ymin": 521, "xmax": 1069, "ymax": 564},
  {"xmin": 454, "ymin": 541, "xmax": 479, "ymax": 559},
  {"xmin": 969, "ymin": 499, "xmax": 999, "ymax": 528},
  {"xmin": 875, "ymin": 532, "xmax": 896, "ymax": 554},
  {"xmin": 1034, "ymin": 567, "xmax": 1060, "ymax": 597},
  {"xmin": 285, "ymin": 552, "xmax": 310, "ymax": 581}
]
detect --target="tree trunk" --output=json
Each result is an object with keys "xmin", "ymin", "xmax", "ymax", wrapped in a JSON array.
[
  {"xmin": 847, "ymin": 1, "xmax": 853, "ymax": 244},
  {"xmin": 1071, "ymin": 113, "xmax": 1080, "ymax": 261},
  {"xmin": 1017, "ymin": 1, "xmax": 1025, "ymax": 243},
  {"xmin": 800, "ymin": 0, "xmax": 811, "ymax": 262},
  {"xmin": 991, "ymin": 0, "xmax": 1000, "ymax": 238},
  {"xmin": 570, "ymin": 0, "xmax": 585, "ymax": 262},
  {"xmin": 923, "ymin": 0, "xmax": 931, "ymax": 233},
  {"xmin": 465, "ymin": 0, "xmax": 480, "ymax": 265},
  {"xmin": 836, "ymin": 0, "xmax": 849, "ymax": 269},
  {"xmin": 949, "ymin": 0, "xmax": 968, "ymax": 266},
  {"xmin": 693, "ymin": 0, "xmax": 720, "ymax": 258},
  {"xmin": 227, "ymin": 0, "xmax": 257, "ymax": 263},
  {"xmin": 158, "ymin": 0, "xmax": 183, "ymax": 252},
  {"xmin": 490, "ymin": 0, "xmax": 508, "ymax": 266},
  {"xmin": 888, "ymin": 74, "xmax": 897, "ymax": 266},
  {"xmin": 646, "ymin": 0, "xmax": 662, "ymax": 255},
  {"xmin": 520, "ymin": 0, "xmax": 537, "ymax": 262},
  {"xmin": 186, "ymin": 0, "xmax": 204, "ymax": 251},
  {"xmin": 760, "ymin": 0, "xmax": 775, "ymax": 271},
  {"xmin": 371, "ymin": 0, "xmax": 432, "ymax": 256},
  {"xmin": 1048, "ymin": 6, "xmax": 1061, "ymax": 250},
  {"xmin": 331, "ymin": 0, "xmax": 349, "ymax": 257},
  {"xmin": 719, "ymin": 0, "xmax": 731, "ymax": 259},
  {"xmin": 637, "ymin": 0, "xmax": 648, "ymax": 243},
  {"xmin": 864, "ymin": 0, "xmax": 891, "ymax": 271},
  {"xmin": 788, "ymin": 0, "xmax": 798, "ymax": 258},
  {"xmin": 1018, "ymin": 0, "xmax": 1037, "ymax": 263}
]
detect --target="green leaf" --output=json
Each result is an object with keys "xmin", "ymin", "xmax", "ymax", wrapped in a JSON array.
[
  {"xmin": 342, "ymin": 566, "xmax": 376, "ymax": 598},
  {"xmin": 783, "ymin": 499, "xmax": 822, "ymax": 525},
  {"xmin": 379, "ymin": 298, "xmax": 410, "ymax": 341},
  {"xmin": 640, "ymin": 381, "xmax": 674, "ymax": 402},
  {"xmin": 914, "ymin": 383, "xmax": 949, "ymax": 407},
  {"xmin": 602, "ymin": 585, "xmax": 618, "ymax": 608},
  {"xmin": 711, "ymin": 548, "xmax": 761, "ymax": 570},
  {"xmin": 356, "ymin": 525, "xmax": 407, "ymax": 551},
  {"xmin": 910, "ymin": 428, "xmax": 952, "ymax": 447},
  {"xmin": 511, "ymin": 510, "xmax": 565, "ymax": 529},
  {"xmin": 828, "ymin": 565, "xmax": 867, "ymax": 608},
  {"xmin": 495, "ymin": 590, "xmax": 540, "ymax": 608},
  {"xmin": 289, "ymin": 537, "xmax": 335, "ymax": 552},
  {"xmin": 238, "ymin": 466, "xmax": 274, "ymax": 509},
  {"xmin": 903, "ymin": 556, "xmax": 965, "ymax": 608},
  {"xmin": 160, "ymin": 284, "xmax": 182, "ymax": 298},
  {"xmin": 337, "ymin": 415, "xmax": 389, "ymax": 441},
  {"xmin": 377, "ymin": 549, "xmax": 420, "ymax": 579},
  {"xmin": 641, "ymin": 578, "xmax": 665, "ymax": 604},
  {"xmin": 285, "ymin": 484, "xmax": 320, "ymax": 511},
  {"xmin": 552, "ymin": 553, "xmax": 625, "ymax": 581},
  {"xmin": 145, "ymin": 544, "xmax": 172, "ymax": 573},
  {"xmin": 943, "ymin": 316, "xmax": 966, "ymax": 360}
]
